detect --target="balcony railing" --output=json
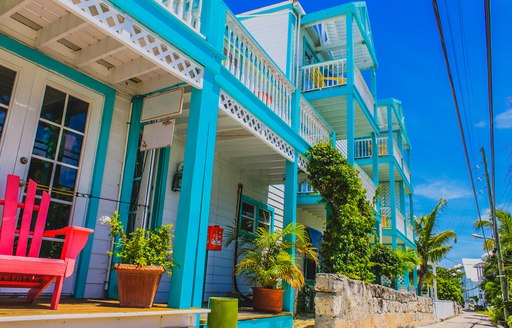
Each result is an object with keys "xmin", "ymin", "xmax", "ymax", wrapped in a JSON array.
[
  {"xmin": 381, "ymin": 207, "xmax": 392, "ymax": 230},
  {"xmin": 355, "ymin": 163, "xmax": 376, "ymax": 203},
  {"xmin": 158, "ymin": 0, "xmax": 202, "ymax": 33},
  {"xmin": 396, "ymin": 210, "xmax": 405, "ymax": 235},
  {"xmin": 298, "ymin": 182, "xmax": 315, "ymax": 194},
  {"xmin": 353, "ymin": 137, "xmax": 411, "ymax": 182},
  {"xmin": 354, "ymin": 137, "xmax": 387, "ymax": 158},
  {"xmin": 406, "ymin": 221, "xmax": 414, "ymax": 240},
  {"xmin": 336, "ymin": 140, "xmax": 348, "ymax": 159},
  {"xmin": 224, "ymin": 12, "xmax": 294, "ymax": 125},
  {"xmin": 300, "ymin": 98, "xmax": 332, "ymax": 146},
  {"xmin": 299, "ymin": 59, "xmax": 347, "ymax": 92},
  {"xmin": 354, "ymin": 65, "xmax": 375, "ymax": 113}
]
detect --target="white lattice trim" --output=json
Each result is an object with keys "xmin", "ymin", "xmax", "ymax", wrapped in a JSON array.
[
  {"xmin": 56, "ymin": 0, "xmax": 203, "ymax": 88},
  {"xmin": 218, "ymin": 91, "xmax": 294, "ymax": 162},
  {"xmin": 298, "ymin": 154, "xmax": 309, "ymax": 174}
]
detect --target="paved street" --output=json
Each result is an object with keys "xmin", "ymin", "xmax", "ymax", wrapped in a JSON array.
[{"xmin": 418, "ymin": 311, "xmax": 495, "ymax": 328}]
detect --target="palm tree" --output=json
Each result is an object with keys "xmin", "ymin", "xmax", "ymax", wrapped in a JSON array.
[
  {"xmin": 236, "ymin": 223, "xmax": 318, "ymax": 289},
  {"xmin": 474, "ymin": 209, "xmax": 512, "ymax": 270},
  {"xmin": 414, "ymin": 198, "xmax": 457, "ymax": 294},
  {"xmin": 474, "ymin": 209, "xmax": 512, "ymax": 251}
]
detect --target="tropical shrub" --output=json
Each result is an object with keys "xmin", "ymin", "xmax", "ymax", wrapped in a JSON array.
[
  {"xmin": 435, "ymin": 266, "xmax": 464, "ymax": 304},
  {"xmin": 306, "ymin": 141, "xmax": 375, "ymax": 282},
  {"xmin": 235, "ymin": 223, "xmax": 318, "ymax": 289},
  {"xmin": 369, "ymin": 243, "xmax": 401, "ymax": 286}
]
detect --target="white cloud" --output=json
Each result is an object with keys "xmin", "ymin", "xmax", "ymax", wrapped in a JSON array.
[
  {"xmin": 474, "ymin": 120, "xmax": 487, "ymax": 128},
  {"xmin": 415, "ymin": 180, "xmax": 470, "ymax": 200},
  {"xmin": 496, "ymin": 108, "xmax": 512, "ymax": 129}
]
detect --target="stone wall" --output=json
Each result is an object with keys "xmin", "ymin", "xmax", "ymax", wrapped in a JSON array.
[{"xmin": 315, "ymin": 274, "xmax": 436, "ymax": 328}]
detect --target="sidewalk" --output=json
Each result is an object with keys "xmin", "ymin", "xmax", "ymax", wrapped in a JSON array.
[{"xmin": 418, "ymin": 311, "xmax": 495, "ymax": 328}]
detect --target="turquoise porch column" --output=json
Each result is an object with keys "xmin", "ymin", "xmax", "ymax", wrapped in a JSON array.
[
  {"xmin": 346, "ymin": 9, "xmax": 355, "ymax": 164},
  {"xmin": 168, "ymin": 70, "xmax": 219, "ymax": 308},
  {"xmin": 282, "ymin": 89, "xmax": 300, "ymax": 312},
  {"xmin": 283, "ymin": 155, "xmax": 298, "ymax": 312}
]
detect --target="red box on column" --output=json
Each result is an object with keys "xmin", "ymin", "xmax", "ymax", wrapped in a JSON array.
[{"xmin": 207, "ymin": 225, "xmax": 224, "ymax": 251}]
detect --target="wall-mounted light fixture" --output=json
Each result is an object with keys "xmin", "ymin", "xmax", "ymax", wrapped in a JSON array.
[{"xmin": 172, "ymin": 161, "xmax": 183, "ymax": 192}]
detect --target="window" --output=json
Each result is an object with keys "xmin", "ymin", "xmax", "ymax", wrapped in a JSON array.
[
  {"xmin": 0, "ymin": 65, "xmax": 17, "ymax": 143},
  {"xmin": 239, "ymin": 196, "xmax": 274, "ymax": 233}
]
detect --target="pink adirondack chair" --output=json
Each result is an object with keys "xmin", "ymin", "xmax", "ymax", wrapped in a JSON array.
[{"xmin": 0, "ymin": 174, "xmax": 93, "ymax": 310}]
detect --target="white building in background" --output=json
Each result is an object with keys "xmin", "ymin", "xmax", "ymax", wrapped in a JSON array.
[{"xmin": 461, "ymin": 258, "xmax": 485, "ymax": 308}]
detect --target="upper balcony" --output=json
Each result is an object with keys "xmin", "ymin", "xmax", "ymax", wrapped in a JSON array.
[
  {"xmin": 353, "ymin": 136, "xmax": 411, "ymax": 183},
  {"xmin": 296, "ymin": 2, "xmax": 379, "ymax": 153},
  {"xmin": 157, "ymin": 0, "xmax": 203, "ymax": 35},
  {"xmin": 223, "ymin": 11, "xmax": 333, "ymax": 150}
]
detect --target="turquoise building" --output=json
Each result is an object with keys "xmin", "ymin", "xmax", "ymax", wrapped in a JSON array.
[{"xmin": 0, "ymin": 0, "xmax": 416, "ymax": 326}]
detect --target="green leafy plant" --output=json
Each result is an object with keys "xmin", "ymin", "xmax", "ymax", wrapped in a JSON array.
[
  {"xmin": 236, "ymin": 223, "xmax": 318, "ymax": 289},
  {"xmin": 369, "ymin": 243, "xmax": 401, "ymax": 286},
  {"xmin": 414, "ymin": 198, "xmax": 456, "ymax": 294},
  {"xmin": 306, "ymin": 141, "xmax": 375, "ymax": 282},
  {"xmin": 100, "ymin": 211, "xmax": 175, "ymax": 274}
]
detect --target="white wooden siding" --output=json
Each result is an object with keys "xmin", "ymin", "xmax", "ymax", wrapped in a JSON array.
[
  {"xmin": 85, "ymin": 95, "xmax": 131, "ymax": 298},
  {"xmin": 240, "ymin": 11, "xmax": 291, "ymax": 76}
]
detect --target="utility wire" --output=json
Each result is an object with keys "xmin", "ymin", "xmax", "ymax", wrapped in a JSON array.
[{"xmin": 431, "ymin": 0, "xmax": 488, "ymax": 246}]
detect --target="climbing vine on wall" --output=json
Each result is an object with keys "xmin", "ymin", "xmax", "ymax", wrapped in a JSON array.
[{"xmin": 306, "ymin": 141, "xmax": 376, "ymax": 282}]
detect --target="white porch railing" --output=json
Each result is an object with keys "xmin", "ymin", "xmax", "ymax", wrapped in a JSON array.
[
  {"xmin": 298, "ymin": 182, "xmax": 315, "ymax": 194},
  {"xmin": 336, "ymin": 139, "xmax": 348, "ymax": 159},
  {"xmin": 396, "ymin": 210, "xmax": 405, "ymax": 235},
  {"xmin": 354, "ymin": 137, "xmax": 387, "ymax": 159},
  {"xmin": 355, "ymin": 164, "xmax": 376, "ymax": 203},
  {"xmin": 403, "ymin": 160, "xmax": 411, "ymax": 182},
  {"xmin": 406, "ymin": 221, "xmax": 414, "ymax": 240},
  {"xmin": 392, "ymin": 140, "xmax": 402, "ymax": 166},
  {"xmin": 381, "ymin": 207, "xmax": 392, "ymax": 230},
  {"xmin": 300, "ymin": 98, "xmax": 332, "ymax": 146},
  {"xmin": 299, "ymin": 58, "xmax": 347, "ymax": 92},
  {"xmin": 158, "ymin": 0, "xmax": 203, "ymax": 33},
  {"xmin": 224, "ymin": 13, "xmax": 294, "ymax": 126},
  {"xmin": 354, "ymin": 65, "xmax": 375, "ymax": 114}
]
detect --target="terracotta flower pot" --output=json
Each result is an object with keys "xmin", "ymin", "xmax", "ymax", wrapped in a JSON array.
[
  {"xmin": 114, "ymin": 263, "xmax": 164, "ymax": 308},
  {"xmin": 252, "ymin": 287, "xmax": 284, "ymax": 313}
]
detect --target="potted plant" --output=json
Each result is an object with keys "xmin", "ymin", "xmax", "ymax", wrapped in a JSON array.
[
  {"xmin": 100, "ymin": 212, "xmax": 175, "ymax": 308},
  {"xmin": 236, "ymin": 222, "xmax": 318, "ymax": 313}
]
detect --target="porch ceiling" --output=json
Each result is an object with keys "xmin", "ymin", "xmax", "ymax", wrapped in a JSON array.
[
  {"xmin": 174, "ymin": 95, "xmax": 289, "ymax": 185},
  {"xmin": 303, "ymin": 15, "xmax": 374, "ymax": 70},
  {"xmin": 309, "ymin": 95, "xmax": 374, "ymax": 139},
  {"xmin": 0, "ymin": 0, "xmax": 202, "ymax": 95}
]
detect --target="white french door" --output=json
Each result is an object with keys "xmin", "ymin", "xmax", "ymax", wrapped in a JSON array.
[{"xmin": 0, "ymin": 49, "xmax": 104, "ymax": 294}]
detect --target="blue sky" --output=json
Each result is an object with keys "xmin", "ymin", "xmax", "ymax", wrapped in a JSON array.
[{"xmin": 224, "ymin": 0, "xmax": 512, "ymax": 267}]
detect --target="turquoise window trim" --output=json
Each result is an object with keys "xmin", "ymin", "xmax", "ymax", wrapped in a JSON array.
[
  {"xmin": 0, "ymin": 33, "xmax": 116, "ymax": 299},
  {"xmin": 239, "ymin": 195, "xmax": 275, "ymax": 233}
]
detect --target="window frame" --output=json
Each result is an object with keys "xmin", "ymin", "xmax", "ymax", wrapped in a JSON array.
[{"xmin": 238, "ymin": 195, "xmax": 275, "ymax": 233}]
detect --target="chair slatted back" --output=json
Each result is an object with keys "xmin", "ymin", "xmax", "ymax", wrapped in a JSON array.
[
  {"xmin": 15, "ymin": 179, "xmax": 36, "ymax": 256},
  {"xmin": 0, "ymin": 175, "xmax": 21, "ymax": 255},
  {"xmin": 27, "ymin": 191, "xmax": 50, "ymax": 257},
  {"xmin": 0, "ymin": 175, "xmax": 51, "ymax": 257}
]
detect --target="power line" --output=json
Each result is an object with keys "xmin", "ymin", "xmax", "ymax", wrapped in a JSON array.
[{"xmin": 431, "ymin": 0, "xmax": 489, "ymax": 246}]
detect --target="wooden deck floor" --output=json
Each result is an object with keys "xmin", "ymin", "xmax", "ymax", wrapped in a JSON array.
[{"xmin": 0, "ymin": 297, "xmax": 194, "ymax": 316}]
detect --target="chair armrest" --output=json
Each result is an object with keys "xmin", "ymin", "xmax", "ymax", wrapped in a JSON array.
[{"xmin": 43, "ymin": 226, "xmax": 94, "ymax": 260}]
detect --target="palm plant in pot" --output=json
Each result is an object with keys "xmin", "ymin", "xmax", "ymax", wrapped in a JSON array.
[
  {"xmin": 100, "ymin": 211, "xmax": 175, "ymax": 308},
  {"xmin": 236, "ymin": 222, "xmax": 318, "ymax": 313}
]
